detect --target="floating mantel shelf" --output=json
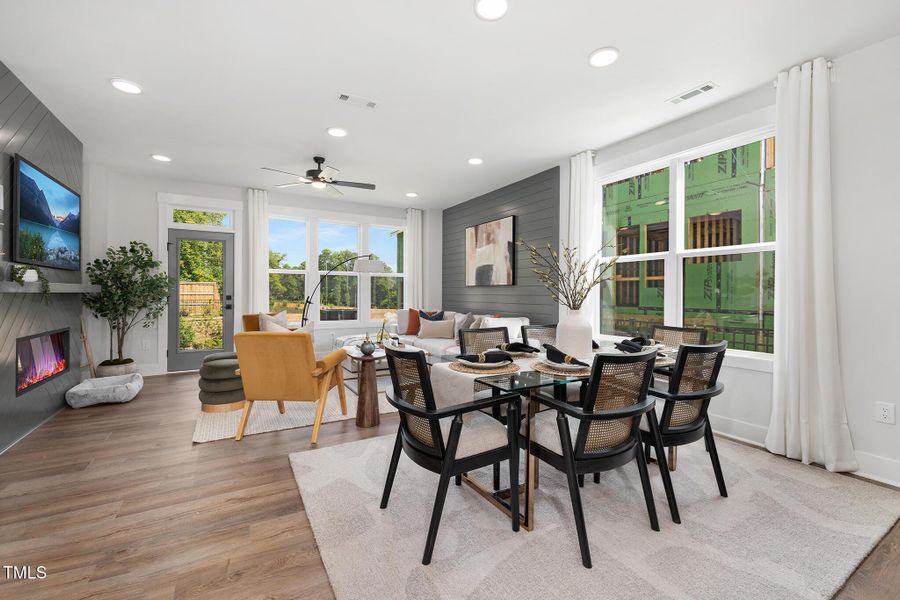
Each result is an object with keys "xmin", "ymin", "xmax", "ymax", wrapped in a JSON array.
[{"xmin": 0, "ymin": 282, "xmax": 100, "ymax": 294}]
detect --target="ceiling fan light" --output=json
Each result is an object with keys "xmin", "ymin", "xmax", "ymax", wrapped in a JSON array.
[
  {"xmin": 474, "ymin": 0, "xmax": 508, "ymax": 21},
  {"xmin": 311, "ymin": 180, "xmax": 327, "ymax": 189}
]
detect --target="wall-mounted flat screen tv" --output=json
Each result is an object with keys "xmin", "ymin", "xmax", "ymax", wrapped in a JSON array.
[{"xmin": 12, "ymin": 155, "xmax": 81, "ymax": 270}]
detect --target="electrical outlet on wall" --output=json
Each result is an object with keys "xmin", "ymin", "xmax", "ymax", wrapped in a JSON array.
[{"xmin": 876, "ymin": 402, "xmax": 895, "ymax": 425}]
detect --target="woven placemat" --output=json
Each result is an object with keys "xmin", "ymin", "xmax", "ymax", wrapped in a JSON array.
[
  {"xmin": 449, "ymin": 362, "xmax": 520, "ymax": 375},
  {"xmin": 533, "ymin": 361, "xmax": 591, "ymax": 377}
]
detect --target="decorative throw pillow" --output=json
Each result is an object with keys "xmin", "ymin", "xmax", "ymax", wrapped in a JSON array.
[
  {"xmin": 260, "ymin": 317, "xmax": 290, "ymax": 332},
  {"xmin": 404, "ymin": 308, "xmax": 422, "ymax": 335},
  {"xmin": 417, "ymin": 318, "xmax": 455, "ymax": 339},
  {"xmin": 397, "ymin": 309, "xmax": 410, "ymax": 334},
  {"xmin": 259, "ymin": 310, "xmax": 289, "ymax": 330},
  {"xmin": 453, "ymin": 311, "xmax": 474, "ymax": 335},
  {"xmin": 419, "ymin": 309, "xmax": 445, "ymax": 321}
]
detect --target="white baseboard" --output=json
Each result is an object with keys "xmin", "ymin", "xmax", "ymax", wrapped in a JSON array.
[
  {"xmin": 854, "ymin": 451, "xmax": 900, "ymax": 488},
  {"xmin": 708, "ymin": 412, "xmax": 768, "ymax": 446}
]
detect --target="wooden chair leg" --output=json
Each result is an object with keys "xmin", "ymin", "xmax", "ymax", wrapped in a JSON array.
[
  {"xmin": 493, "ymin": 462, "xmax": 501, "ymax": 491},
  {"xmin": 380, "ymin": 428, "xmax": 403, "ymax": 509},
  {"xmin": 508, "ymin": 400, "xmax": 520, "ymax": 532},
  {"xmin": 235, "ymin": 400, "xmax": 254, "ymax": 441},
  {"xmin": 635, "ymin": 441, "xmax": 660, "ymax": 532},
  {"xmin": 455, "ymin": 474, "xmax": 462, "ymax": 486},
  {"xmin": 276, "ymin": 400, "xmax": 286, "ymax": 414},
  {"xmin": 577, "ymin": 474, "xmax": 584, "ymax": 488},
  {"xmin": 705, "ymin": 424, "xmax": 728, "ymax": 497},
  {"xmin": 647, "ymin": 412, "xmax": 680, "ymax": 524},
  {"xmin": 593, "ymin": 473, "xmax": 600, "ymax": 484},
  {"xmin": 310, "ymin": 381, "xmax": 330, "ymax": 445},
  {"xmin": 336, "ymin": 368, "xmax": 348, "ymax": 415},
  {"xmin": 557, "ymin": 412, "xmax": 591, "ymax": 568},
  {"xmin": 423, "ymin": 417, "xmax": 461, "ymax": 565}
]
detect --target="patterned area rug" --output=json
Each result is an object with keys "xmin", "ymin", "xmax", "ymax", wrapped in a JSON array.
[
  {"xmin": 192, "ymin": 388, "xmax": 396, "ymax": 443},
  {"xmin": 290, "ymin": 435, "xmax": 900, "ymax": 600}
]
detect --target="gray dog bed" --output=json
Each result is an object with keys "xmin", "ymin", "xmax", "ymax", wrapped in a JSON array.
[{"xmin": 65, "ymin": 373, "xmax": 144, "ymax": 409}]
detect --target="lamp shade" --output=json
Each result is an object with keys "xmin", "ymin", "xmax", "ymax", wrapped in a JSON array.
[{"xmin": 353, "ymin": 258, "xmax": 386, "ymax": 273}]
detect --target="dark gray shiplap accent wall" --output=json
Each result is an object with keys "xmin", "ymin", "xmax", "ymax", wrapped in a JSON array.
[
  {"xmin": 442, "ymin": 167, "xmax": 560, "ymax": 324},
  {"xmin": 0, "ymin": 60, "xmax": 84, "ymax": 452}
]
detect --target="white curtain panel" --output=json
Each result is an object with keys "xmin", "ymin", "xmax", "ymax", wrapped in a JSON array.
[
  {"xmin": 568, "ymin": 150, "xmax": 600, "ymax": 333},
  {"xmin": 246, "ymin": 188, "xmax": 270, "ymax": 314},
  {"xmin": 405, "ymin": 207, "xmax": 424, "ymax": 309},
  {"xmin": 765, "ymin": 58, "xmax": 857, "ymax": 472}
]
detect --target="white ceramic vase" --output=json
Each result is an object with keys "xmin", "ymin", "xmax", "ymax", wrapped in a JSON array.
[
  {"xmin": 23, "ymin": 269, "xmax": 39, "ymax": 283},
  {"xmin": 556, "ymin": 308, "xmax": 593, "ymax": 359}
]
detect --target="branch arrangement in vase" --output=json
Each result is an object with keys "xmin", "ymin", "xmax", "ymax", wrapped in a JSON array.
[{"xmin": 517, "ymin": 240, "xmax": 618, "ymax": 310}]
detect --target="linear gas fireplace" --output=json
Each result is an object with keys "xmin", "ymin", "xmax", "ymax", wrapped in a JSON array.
[{"xmin": 16, "ymin": 328, "xmax": 70, "ymax": 395}]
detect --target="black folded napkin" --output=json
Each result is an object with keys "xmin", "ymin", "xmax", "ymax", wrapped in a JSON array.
[
  {"xmin": 542, "ymin": 344, "xmax": 589, "ymax": 367},
  {"xmin": 630, "ymin": 335, "xmax": 652, "ymax": 346},
  {"xmin": 497, "ymin": 342, "xmax": 538, "ymax": 354},
  {"xmin": 615, "ymin": 339, "xmax": 644, "ymax": 353},
  {"xmin": 455, "ymin": 351, "xmax": 513, "ymax": 364}
]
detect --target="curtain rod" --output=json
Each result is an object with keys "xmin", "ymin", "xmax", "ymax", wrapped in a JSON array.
[{"xmin": 773, "ymin": 60, "xmax": 834, "ymax": 87}]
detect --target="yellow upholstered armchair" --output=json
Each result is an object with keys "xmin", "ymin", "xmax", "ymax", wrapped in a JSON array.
[{"xmin": 233, "ymin": 331, "xmax": 348, "ymax": 444}]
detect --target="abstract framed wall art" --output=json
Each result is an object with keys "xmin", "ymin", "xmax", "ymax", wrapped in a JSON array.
[{"xmin": 465, "ymin": 215, "xmax": 515, "ymax": 286}]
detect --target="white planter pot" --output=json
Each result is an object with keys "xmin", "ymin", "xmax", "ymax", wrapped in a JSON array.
[
  {"xmin": 556, "ymin": 309, "xmax": 593, "ymax": 359},
  {"xmin": 96, "ymin": 361, "xmax": 137, "ymax": 377},
  {"xmin": 22, "ymin": 269, "xmax": 39, "ymax": 283}
]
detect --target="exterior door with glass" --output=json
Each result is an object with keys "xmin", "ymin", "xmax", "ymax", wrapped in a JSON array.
[{"xmin": 167, "ymin": 229, "xmax": 235, "ymax": 372}]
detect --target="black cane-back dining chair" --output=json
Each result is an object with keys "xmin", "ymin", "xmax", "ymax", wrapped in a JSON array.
[
  {"xmin": 458, "ymin": 326, "xmax": 510, "ymax": 354},
  {"xmin": 526, "ymin": 349, "xmax": 659, "ymax": 568},
  {"xmin": 640, "ymin": 341, "xmax": 727, "ymax": 496},
  {"xmin": 521, "ymin": 324, "xmax": 557, "ymax": 348},
  {"xmin": 380, "ymin": 347, "xmax": 521, "ymax": 565},
  {"xmin": 650, "ymin": 324, "xmax": 708, "ymax": 347}
]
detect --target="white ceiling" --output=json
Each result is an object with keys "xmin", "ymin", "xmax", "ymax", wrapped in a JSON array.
[{"xmin": 1, "ymin": 0, "xmax": 898, "ymax": 209}]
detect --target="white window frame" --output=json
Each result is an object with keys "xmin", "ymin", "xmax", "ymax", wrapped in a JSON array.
[
  {"xmin": 265, "ymin": 208, "xmax": 406, "ymax": 329},
  {"xmin": 595, "ymin": 126, "xmax": 776, "ymax": 360}
]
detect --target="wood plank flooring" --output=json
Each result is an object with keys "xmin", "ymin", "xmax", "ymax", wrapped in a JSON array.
[{"xmin": 0, "ymin": 372, "xmax": 896, "ymax": 599}]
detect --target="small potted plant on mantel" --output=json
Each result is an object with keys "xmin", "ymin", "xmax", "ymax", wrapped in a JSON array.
[
  {"xmin": 518, "ymin": 240, "xmax": 618, "ymax": 358},
  {"xmin": 82, "ymin": 241, "xmax": 171, "ymax": 377},
  {"xmin": 9, "ymin": 264, "xmax": 51, "ymax": 303}
]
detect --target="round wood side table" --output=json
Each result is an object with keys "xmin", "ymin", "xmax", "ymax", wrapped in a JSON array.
[{"xmin": 348, "ymin": 352, "xmax": 381, "ymax": 428}]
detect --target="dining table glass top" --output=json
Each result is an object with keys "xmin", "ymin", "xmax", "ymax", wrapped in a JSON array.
[{"xmin": 473, "ymin": 370, "xmax": 589, "ymax": 394}]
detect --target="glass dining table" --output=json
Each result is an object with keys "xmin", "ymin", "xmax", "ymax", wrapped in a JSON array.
[{"xmin": 462, "ymin": 369, "xmax": 591, "ymax": 532}]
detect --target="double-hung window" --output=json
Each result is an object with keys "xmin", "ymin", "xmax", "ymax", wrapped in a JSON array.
[
  {"xmin": 598, "ymin": 133, "xmax": 776, "ymax": 354},
  {"xmin": 268, "ymin": 217, "xmax": 308, "ymax": 319}
]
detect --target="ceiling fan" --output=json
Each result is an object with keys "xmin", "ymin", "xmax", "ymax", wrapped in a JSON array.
[{"xmin": 261, "ymin": 156, "xmax": 376, "ymax": 196}]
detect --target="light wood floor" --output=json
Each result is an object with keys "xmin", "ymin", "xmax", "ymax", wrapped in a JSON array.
[{"xmin": 0, "ymin": 373, "xmax": 896, "ymax": 599}]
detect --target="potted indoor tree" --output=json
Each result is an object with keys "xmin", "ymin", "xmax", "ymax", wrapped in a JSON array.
[{"xmin": 82, "ymin": 241, "xmax": 171, "ymax": 377}]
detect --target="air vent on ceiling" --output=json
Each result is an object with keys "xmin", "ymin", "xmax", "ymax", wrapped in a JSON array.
[
  {"xmin": 667, "ymin": 81, "xmax": 718, "ymax": 105},
  {"xmin": 336, "ymin": 93, "xmax": 377, "ymax": 110}
]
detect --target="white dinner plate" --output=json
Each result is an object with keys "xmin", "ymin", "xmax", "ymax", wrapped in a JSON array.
[
  {"xmin": 456, "ymin": 359, "xmax": 513, "ymax": 369},
  {"xmin": 541, "ymin": 359, "xmax": 589, "ymax": 372}
]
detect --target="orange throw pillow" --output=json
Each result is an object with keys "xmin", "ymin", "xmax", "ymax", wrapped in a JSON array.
[{"xmin": 405, "ymin": 308, "xmax": 421, "ymax": 335}]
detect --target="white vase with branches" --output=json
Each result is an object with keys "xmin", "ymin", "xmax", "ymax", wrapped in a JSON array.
[{"xmin": 519, "ymin": 241, "xmax": 617, "ymax": 357}]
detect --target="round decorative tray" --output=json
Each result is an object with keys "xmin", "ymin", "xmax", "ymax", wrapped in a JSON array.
[
  {"xmin": 533, "ymin": 362, "xmax": 591, "ymax": 377},
  {"xmin": 449, "ymin": 362, "xmax": 520, "ymax": 375}
]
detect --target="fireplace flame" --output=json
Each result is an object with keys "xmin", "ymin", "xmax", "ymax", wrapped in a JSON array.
[{"xmin": 17, "ymin": 358, "xmax": 67, "ymax": 392}]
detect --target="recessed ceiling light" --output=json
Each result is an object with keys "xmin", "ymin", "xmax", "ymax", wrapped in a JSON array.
[
  {"xmin": 327, "ymin": 127, "xmax": 348, "ymax": 137},
  {"xmin": 474, "ymin": 0, "xmax": 508, "ymax": 21},
  {"xmin": 405, "ymin": 192, "xmax": 419, "ymax": 198},
  {"xmin": 467, "ymin": 158, "xmax": 483, "ymax": 165},
  {"xmin": 311, "ymin": 180, "xmax": 327, "ymax": 189},
  {"xmin": 110, "ymin": 78, "xmax": 143, "ymax": 94},
  {"xmin": 588, "ymin": 47, "xmax": 620, "ymax": 68},
  {"xmin": 151, "ymin": 154, "xmax": 171, "ymax": 162}
]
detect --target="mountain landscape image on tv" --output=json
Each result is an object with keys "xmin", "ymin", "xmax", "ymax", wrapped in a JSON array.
[{"xmin": 14, "ymin": 156, "xmax": 81, "ymax": 270}]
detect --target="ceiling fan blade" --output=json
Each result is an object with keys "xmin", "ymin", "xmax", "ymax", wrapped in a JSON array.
[
  {"xmin": 274, "ymin": 182, "xmax": 307, "ymax": 188},
  {"xmin": 261, "ymin": 166, "xmax": 307, "ymax": 178},
  {"xmin": 319, "ymin": 165, "xmax": 340, "ymax": 180},
  {"xmin": 331, "ymin": 180, "xmax": 376, "ymax": 190},
  {"xmin": 325, "ymin": 184, "xmax": 344, "ymax": 196}
]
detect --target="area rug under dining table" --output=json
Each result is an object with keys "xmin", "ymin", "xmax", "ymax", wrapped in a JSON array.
[{"xmin": 290, "ymin": 431, "xmax": 900, "ymax": 600}]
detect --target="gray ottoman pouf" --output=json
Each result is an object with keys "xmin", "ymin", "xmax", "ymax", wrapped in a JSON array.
[
  {"xmin": 66, "ymin": 373, "xmax": 144, "ymax": 409},
  {"xmin": 198, "ymin": 355, "xmax": 244, "ymax": 412}
]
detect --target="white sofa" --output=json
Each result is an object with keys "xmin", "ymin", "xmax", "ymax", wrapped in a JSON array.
[{"xmin": 393, "ymin": 311, "xmax": 531, "ymax": 357}]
